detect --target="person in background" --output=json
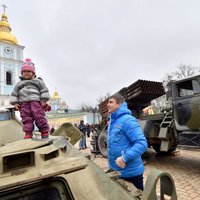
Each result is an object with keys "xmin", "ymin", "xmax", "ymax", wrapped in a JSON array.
[
  {"xmin": 50, "ymin": 127, "xmax": 55, "ymax": 134},
  {"xmin": 107, "ymin": 93, "xmax": 147, "ymax": 191},
  {"xmin": 10, "ymin": 58, "xmax": 51, "ymax": 139},
  {"xmin": 78, "ymin": 120, "xmax": 87, "ymax": 149},
  {"xmin": 86, "ymin": 123, "xmax": 91, "ymax": 138}
]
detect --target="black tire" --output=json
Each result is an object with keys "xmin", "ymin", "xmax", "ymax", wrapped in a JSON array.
[
  {"xmin": 98, "ymin": 131, "xmax": 108, "ymax": 158},
  {"xmin": 153, "ymin": 143, "xmax": 176, "ymax": 155},
  {"xmin": 152, "ymin": 144, "xmax": 161, "ymax": 153},
  {"xmin": 143, "ymin": 120, "xmax": 154, "ymax": 138}
]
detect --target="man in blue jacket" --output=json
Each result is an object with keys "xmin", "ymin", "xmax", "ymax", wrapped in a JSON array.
[{"xmin": 107, "ymin": 93, "xmax": 147, "ymax": 191}]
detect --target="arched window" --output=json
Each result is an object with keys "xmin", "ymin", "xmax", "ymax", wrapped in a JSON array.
[{"xmin": 6, "ymin": 71, "xmax": 12, "ymax": 85}]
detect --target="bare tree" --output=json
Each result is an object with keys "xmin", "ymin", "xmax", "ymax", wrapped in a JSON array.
[
  {"xmin": 162, "ymin": 64, "xmax": 200, "ymax": 83},
  {"xmin": 76, "ymin": 103, "xmax": 93, "ymax": 112},
  {"xmin": 96, "ymin": 92, "xmax": 110, "ymax": 104},
  {"xmin": 76, "ymin": 92, "xmax": 110, "ymax": 112},
  {"xmin": 162, "ymin": 73, "xmax": 174, "ymax": 83},
  {"xmin": 174, "ymin": 64, "xmax": 200, "ymax": 79}
]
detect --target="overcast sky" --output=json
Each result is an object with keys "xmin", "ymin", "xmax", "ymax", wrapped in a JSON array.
[{"xmin": 2, "ymin": 0, "xmax": 200, "ymax": 108}]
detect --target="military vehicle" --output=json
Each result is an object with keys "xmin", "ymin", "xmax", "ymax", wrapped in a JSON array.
[
  {"xmin": 0, "ymin": 107, "xmax": 177, "ymax": 199},
  {"xmin": 0, "ymin": 106, "xmax": 24, "ymax": 146},
  {"xmin": 93, "ymin": 75, "xmax": 200, "ymax": 157}
]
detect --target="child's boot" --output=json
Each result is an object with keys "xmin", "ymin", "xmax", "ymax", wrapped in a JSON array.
[
  {"xmin": 41, "ymin": 131, "xmax": 49, "ymax": 138},
  {"xmin": 24, "ymin": 132, "xmax": 32, "ymax": 139}
]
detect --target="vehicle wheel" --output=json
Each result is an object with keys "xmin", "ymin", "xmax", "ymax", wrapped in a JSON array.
[
  {"xmin": 153, "ymin": 144, "xmax": 176, "ymax": 155},
  {"xmin": 98, "ymin": 131, "xmax": 108, "ymax": 158},
  {"xmin": 143, "ymin": 120, "xmax": 154, "ymax": 138},
  {"xmin": 152, "ymin": 144, "xmax": 161, "ymax": 153}
]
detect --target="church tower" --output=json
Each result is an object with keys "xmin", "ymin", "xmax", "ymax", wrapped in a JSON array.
[
  {"xmin": 0, "ymin": 5, "xmax": 24, "ymax": 97},
  {"xmin": 49, "ymin": 90, "xmax": 68, "ymax": 113}
]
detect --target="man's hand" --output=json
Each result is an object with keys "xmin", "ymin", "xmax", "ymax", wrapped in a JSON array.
[
  {"xmin": 115, "ymin": 157, "xmax": 126, "ymax": 169},
  {"xmin": 15, "ymin": 103, "xmax": 20, "ymax": 111}
]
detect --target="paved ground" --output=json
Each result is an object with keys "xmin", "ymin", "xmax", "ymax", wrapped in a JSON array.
[{"xmin": 76, "ymin": 137, "xmax": 200, "ymax": 200}]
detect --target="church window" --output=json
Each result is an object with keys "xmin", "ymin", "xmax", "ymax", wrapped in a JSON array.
[{"xmin": 6, "ymin": 71, "xmax": 12, "ymax": 85}]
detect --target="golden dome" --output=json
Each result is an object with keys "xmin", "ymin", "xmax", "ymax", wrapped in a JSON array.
[
  {"xmin": 0, "ymin": 13, "xmax": 18, "ymax": 44},
  {"xmin": 52, "ymin": 91, "xmax": 61, "ymax": 99}
]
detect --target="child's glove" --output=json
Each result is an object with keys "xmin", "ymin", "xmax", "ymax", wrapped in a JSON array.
[
  {"xmin": 15, "ymin": 103, "xmax": 21, "ymax": 111},
  {"xmin": 40, "ymin": 100, "xmax": 51, "ymax": 112},
  {"xmin": 43, "ymin": 103, "xmax": 51, "ymax": 112}
]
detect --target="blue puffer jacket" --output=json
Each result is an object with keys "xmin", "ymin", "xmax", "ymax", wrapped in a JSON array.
[{"xmin": 107, "ymin": 102, "xmax": 147, "ymax": 178}]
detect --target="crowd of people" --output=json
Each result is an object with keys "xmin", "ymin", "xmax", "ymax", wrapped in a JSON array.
[{"xmin": 77, "ymin": 120, "xmax": 99, "ymax": 150}]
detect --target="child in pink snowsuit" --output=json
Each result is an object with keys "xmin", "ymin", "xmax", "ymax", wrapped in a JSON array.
[{"xmin": 10, "ymin": 58, "xmax": 50, "ymax": 139}]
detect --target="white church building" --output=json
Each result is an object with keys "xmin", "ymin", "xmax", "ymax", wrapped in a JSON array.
[{"xmin": 0, "ymin": 8, "xmax": 24, "ymax": 110}]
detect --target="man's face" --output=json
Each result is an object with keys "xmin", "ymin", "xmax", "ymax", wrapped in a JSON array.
[{"xmin": 107, "ymin": 98, "xmax": 121, "ymax": 114}]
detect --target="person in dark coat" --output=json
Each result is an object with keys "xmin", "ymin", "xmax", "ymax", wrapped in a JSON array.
[
  {"xmin": 86, "ymin": 123, "xmax": 91, "ymax": 138},
  {"xmin": 78, "ymin": 120, "xmax": 87, "ymax": 149}
]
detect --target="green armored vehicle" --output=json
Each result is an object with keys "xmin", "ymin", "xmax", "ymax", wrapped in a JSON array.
[
  {"xmin": 0, "ymin": 107, "xmax": 24, "ymax": 146},
  {"xmin": 143, "ymin": 74, "xmax": 200, "ymax": 153},
  {"xmin": 95, "ymin": 75, "xmax": 200, "ymax": 156},
  {"xmin": 0, "ymin": 108, "xmax": 177, "ymax": 200}
]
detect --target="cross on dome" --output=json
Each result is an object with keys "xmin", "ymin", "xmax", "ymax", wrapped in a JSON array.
[{"xmin": 1, "ymin": 4, "xmax": 7, "ymax": 13}]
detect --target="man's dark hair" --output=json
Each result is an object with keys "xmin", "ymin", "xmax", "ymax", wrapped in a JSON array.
[{"xmin": 109, "ymin": 93, "xmax": 125, "ymax": 104}]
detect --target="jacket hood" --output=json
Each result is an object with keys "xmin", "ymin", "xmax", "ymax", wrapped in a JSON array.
[{"xmin": 111, "ymin": 102, "xmax": 132, "ymax": 120}]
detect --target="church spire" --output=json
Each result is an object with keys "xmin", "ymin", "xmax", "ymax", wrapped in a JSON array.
[{"xmin": 0, "ymin": 4, "xmax": 18, "ymax": 44}]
